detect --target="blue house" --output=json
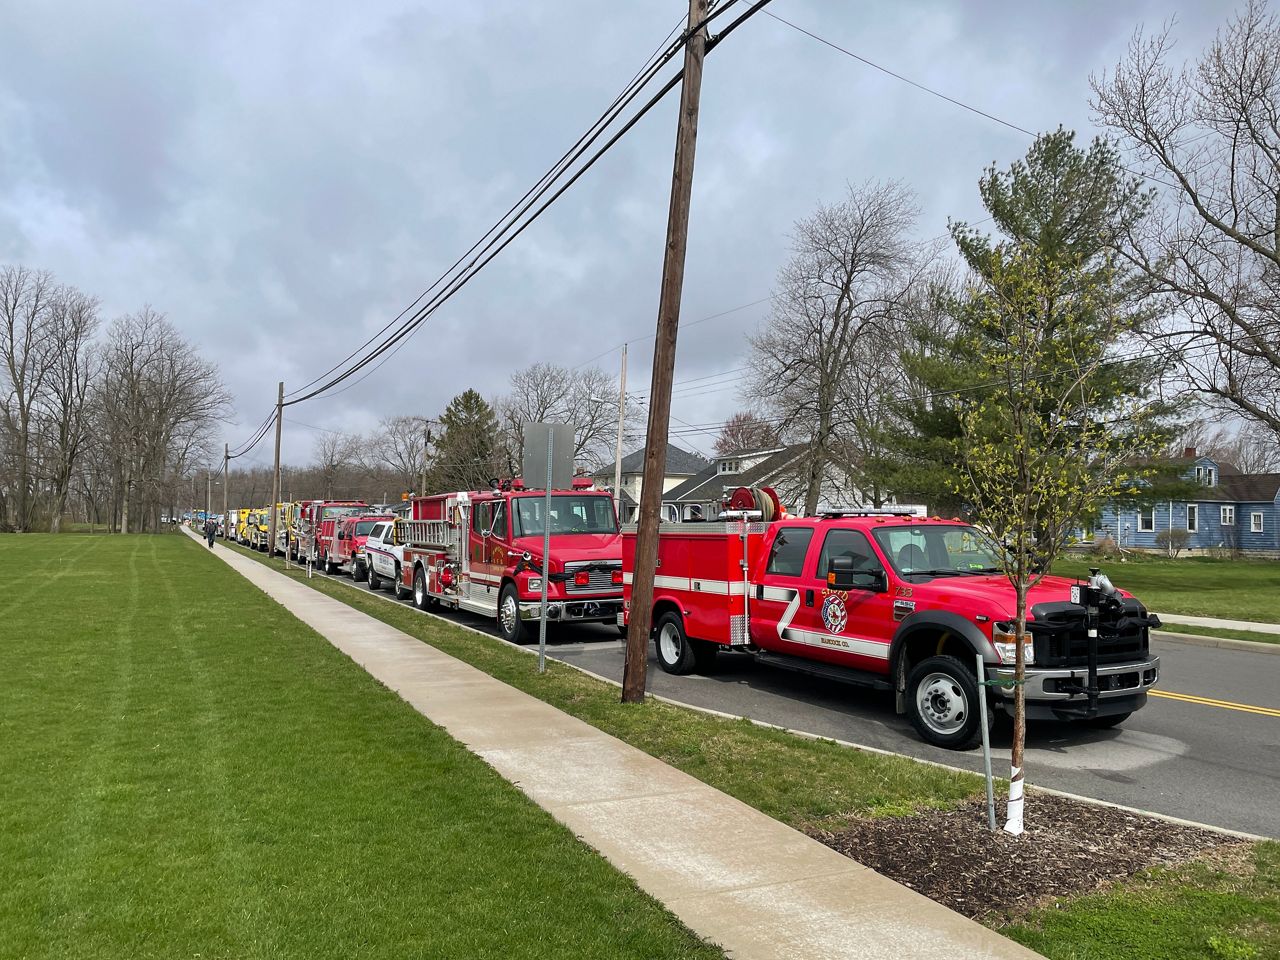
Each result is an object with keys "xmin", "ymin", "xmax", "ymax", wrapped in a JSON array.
[{"xmin": 1096, "ymin": 449, "xmax": 1280, "ymax": 556}]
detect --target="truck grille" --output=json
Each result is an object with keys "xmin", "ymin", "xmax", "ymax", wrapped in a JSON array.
[
  {"xmin": 564, "ymin": 562, "xmax": 622, "ymax": 594},
  {"xmin": 1029, "ymin": 600, "xmax": 1151, "ymax": 667}
]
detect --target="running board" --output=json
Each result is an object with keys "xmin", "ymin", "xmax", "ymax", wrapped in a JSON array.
[{"xmin": 753, "ymin": 651, "xmax": 892, "ymax": 691}]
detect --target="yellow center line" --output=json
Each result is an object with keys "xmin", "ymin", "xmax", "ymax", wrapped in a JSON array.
[{"xmin": 1150, "ymin": 689, "xmax": 1280, "ymax": 718}]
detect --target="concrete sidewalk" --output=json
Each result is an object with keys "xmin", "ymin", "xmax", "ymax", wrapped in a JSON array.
[
  {"xmin": 191, "ymin": 530, "xmax": 1040, "ymax": 960},
  {"xmin": 1154, "ymin": 611, "xmax": 1280, "ymax": 635}
]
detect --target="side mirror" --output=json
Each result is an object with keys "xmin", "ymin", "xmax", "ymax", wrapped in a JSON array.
[{"xmin": 827, "ymin": 557, "xmax": 886, "ymax": 593}]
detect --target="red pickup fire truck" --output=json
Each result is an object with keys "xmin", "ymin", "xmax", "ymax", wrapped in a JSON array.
[
  {"xmin": 332, "ymin": 513, "xmax": 394, "ymax": 579},
  {"xmin": 394, "ymin": 478, "xmax": 624, "ymax": 644},
  {"xmin": 622, "ymin": 490, "xmax": 1162, "ymax": 749},
  {"xmin": 295, "ymin": 499, "xmax": 369, "ymax": 570}
]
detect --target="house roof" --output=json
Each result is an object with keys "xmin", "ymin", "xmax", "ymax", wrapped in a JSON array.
[
  {"xmin": 1219, "ymin": 473, "xmax": 1280, "ymax": 503},
  {"xmin": 599, "ymin": 445, "xmax": 709, "ymax": 478},
  {"xmin": 662, "ymin": 443, "xmax": 809, "ymax": 503}
]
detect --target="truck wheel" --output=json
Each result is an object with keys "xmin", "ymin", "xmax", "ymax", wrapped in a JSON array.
[
  {"xmin": 498, "ymin": 584, "xmax": 530, "ymax": 645},
  {"xmin": 655, "ymin": 612, "xmax": 697, "ymax": 675},
  {"xmin": 413, "ymin": 566, "xmax": 430, "ymax": 610},
  {"xmin": 348, "ymin": 559, "xmax": 359, "ymax": 580},
  {"xmin": 392, "ymin": 565, "xmax": 408, "ymax": 600},
  {"xmin": 1082, "ymin": 711, "xmax": 1131, "ymax": 729},
  {"xmin": 367, "ymin": 561, "xmax": 382, "ymax": 591},
  {"xmin": 906, "ymin": 655, "xmax": 985, "ymax": 750}
]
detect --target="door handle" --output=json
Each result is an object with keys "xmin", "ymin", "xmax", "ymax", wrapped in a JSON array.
[{"xmin": 805, "ymin": 589, "xmax": 814, "ymax": 607}]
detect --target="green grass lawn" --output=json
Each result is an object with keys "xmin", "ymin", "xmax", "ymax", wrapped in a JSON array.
[
  {"xmin": 221, "ymin": 539, "xmax": 1280, "ymax": 959},
  {"xmin": 1157, "ymin": 624, "xmax": 1280, "ymax": 646},
  {"xmin": 1054, "ymin": 556, "xmax": 1280, "ymax": 624},
  {"xmin": 1002, "ymin": 843, "xmax": 1280, "ymax": 960},
  {"xmin": 0, "ymin": 534, "xmax": 722, "ymax": 960}
]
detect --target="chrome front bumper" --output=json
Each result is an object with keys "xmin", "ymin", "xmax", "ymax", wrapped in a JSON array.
[
  {"xmin": 519, "ymin": 598, "xmax": 624, "ymax": 623},
  {"xmin": 993, "ymin": 656, "xmax": 1160, "ymax": 701}
]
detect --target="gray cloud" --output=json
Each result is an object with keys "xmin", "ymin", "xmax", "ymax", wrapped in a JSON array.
[{"xmin": 0, "ymin": 0, "xmax": 1235, "ymax": 464}]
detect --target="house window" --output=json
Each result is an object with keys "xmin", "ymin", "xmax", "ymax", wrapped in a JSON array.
[
  {"xmin": 1252, "ymin": 512, "xmax": 1265, "ymax": 533},
  {"xmin": 1186, "ymin": 504, "xmax": 1198, "ymax": 532},
  {"xmin": 1221, "ymin": 506, "xmax": 1235, "ymax": 526},
  {"xmin": 718, "ymin": 459, "xmax": 740, "ymax": 474},
  {"xmin": 1138, "ymin": 507, "xmax": 1154, "ymax": 532},
  {"xmin": 1208, "ymin": 468, "xmax": 1216, "ymax": 486},
  {"xmin": 1195, "ymin": 466, "xmax": 1204, "ymax": 484}
]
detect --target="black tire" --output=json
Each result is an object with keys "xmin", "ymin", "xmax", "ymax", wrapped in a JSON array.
[
  {"xmin": 617, "ymin": 623, "xmax": 629, "ymax": 638},
  {"xmin": 497, "ymin": 583, "xmax": 530, "ymax": 644},
  {"xmin": 691, "ymin": 639, "xmax": 718, "ymax": 674},
  {"xmin": 413, "ymin": 566, "xmax": 430, "ymax": 610},
  {"xmin": 367, "ymin": 560, "xmax": 382, "ymax": 591},
  {"xmin": 1082, "ymin": 711, "xmax": 1131, "ymax": 729},
  {"xmin": 654, "ymin": 611, "xmax": 697, "ymax": 675},
  {"xmin": 391, "ymin": 565, "xmax": 408, "ymax": 600},
  {"xmin": 905, "ymin": 655, "xmax": 986, "ymax": 750}
]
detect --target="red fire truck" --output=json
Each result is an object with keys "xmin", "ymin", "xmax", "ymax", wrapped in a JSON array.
[
  {"xmin": 622, "ymin": 488, "xmax": 1161, "ymax": 749},
  {"xmin": 295, "ymin": 499, "xmax": 369, "ymax": 570},
  {"xmin": 395, "ymin": 478, "xmax": 623, "ymax": 644},
  {"xmin": 332, "ymin": 512, "xmax": 394, "ymax": 579}
]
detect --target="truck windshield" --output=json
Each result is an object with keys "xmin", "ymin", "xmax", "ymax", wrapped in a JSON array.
[
  {"xmin": 324, "ymin": 506, "xmax": 366, "ymax": 520},
  {"xmin": 513, "ymin": 495, "xmax": 618, "ymax": 537},
  {"xmin": 354, "ymin": 521, "xmax": 378, "ymax": 536},
  {"xmin": 872, "ymin": 524, "xmax": 1002, "ymax": 577}
]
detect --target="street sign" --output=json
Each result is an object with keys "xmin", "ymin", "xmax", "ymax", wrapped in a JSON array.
[{"xmin": 522, "ymin": 422, "xmax": 574, "ymax": 490}]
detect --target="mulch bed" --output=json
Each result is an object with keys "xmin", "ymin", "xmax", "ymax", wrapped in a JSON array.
[{"xmin": 808, "ymin": 793, "xmax": 1250, "ymax": 919}]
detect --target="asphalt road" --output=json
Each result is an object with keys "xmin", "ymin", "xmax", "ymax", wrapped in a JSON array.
[{"xmin": 311, "ymin": 564, "xmax": 1280, "ymax": 838}]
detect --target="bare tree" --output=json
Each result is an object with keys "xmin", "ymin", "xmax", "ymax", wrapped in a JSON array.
[
  {"xmin": 0, "ymin": 266, "xmax": 58, "ymax": 531},
  {"xmin": 99, "ymin": 308, "xmax": 230, "ymax": 532},
  {"xmin": 312, "ymin": 430, "xmax": 354, "ymax": 500},
  {"xmin": 1172, "ymin": 415, "xmax": 1280, "ymax": 473},
  {"xmin": 40, "ymin": 286, "xmax": 100, "ymax": 532},
  {"xmin": 713, "ymin": 411, "xmax": 781, "ymax": 455},
  {"xmin": 1092, "ymin": 1, "xmax": 1280, "ymax": 442},
  {"xmin": 362, "ymin": 415, "xmax": 431, "ymax": 494},
  {"xmin": 496, "ymin": 362, "xmax": 634, "ymax": 474},
  {"xmin": 746, "ymin": 181, "xmax": 931, "ymax": 514}
]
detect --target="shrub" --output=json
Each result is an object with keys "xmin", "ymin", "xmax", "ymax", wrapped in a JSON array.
[{"xmin": 1154, "ymin": 528, "xmax": 1191, "ymax": 558}]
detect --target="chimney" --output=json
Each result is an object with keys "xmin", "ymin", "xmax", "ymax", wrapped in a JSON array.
[{"xmin": 1183, "ymin": 446, "xmax": 1197, "ymax": 459}]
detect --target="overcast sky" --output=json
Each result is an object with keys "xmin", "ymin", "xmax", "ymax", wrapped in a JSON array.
[{"xmin": 0, "ymin": 0, "xmax": 1236, "ymax": 467}]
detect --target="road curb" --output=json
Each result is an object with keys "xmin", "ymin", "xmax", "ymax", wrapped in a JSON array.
[
  {"xmin": 204, "ymin": 535, "xmax": 1274, "ymax": 844},
  {"xmin": 1153, "ymin": 629, "xmax": 1280, "ymax": 655}
]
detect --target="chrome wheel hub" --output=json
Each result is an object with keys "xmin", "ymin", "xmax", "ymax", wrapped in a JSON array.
[
  {"xmin": 500, "ymin": 595, "xmax": 518, "ymax": 634},
  {"xmin": 916, "ymin": 673, "xmax": 968, "ymax": 735}
]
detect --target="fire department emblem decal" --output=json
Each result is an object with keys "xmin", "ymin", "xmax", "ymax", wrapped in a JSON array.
[{"xmin": 820, "ymin": 592, "xmax": 848, "ymax": 635}]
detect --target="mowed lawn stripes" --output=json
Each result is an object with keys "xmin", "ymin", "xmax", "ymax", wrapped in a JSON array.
[{"xmin": 0, "ymin": 533, "xmax": 722, "ymax": 960}]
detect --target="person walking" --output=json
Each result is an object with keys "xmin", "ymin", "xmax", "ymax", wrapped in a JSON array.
[{"xmin": 204, "ymin": 517, "xmax": 217, "ymax": 548}]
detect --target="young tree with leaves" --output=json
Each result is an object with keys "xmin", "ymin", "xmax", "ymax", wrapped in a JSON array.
[{"xmin": 955, "ymin": 244, "xmax": 1163, "ymax": 835}]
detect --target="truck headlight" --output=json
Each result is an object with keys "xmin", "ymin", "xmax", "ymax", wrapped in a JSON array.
[
  {"xmin": 992, "ymin": 623, "xmax": 1034, "ymax": 665},
  {"xmin": 527, "ymin": 578, "xmax": 542, "ymax": 593}
]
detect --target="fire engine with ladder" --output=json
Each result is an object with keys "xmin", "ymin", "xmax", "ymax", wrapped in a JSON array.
[{"xmin": 393, "ymin": 477, "xmax": 624, "ymax": 643}]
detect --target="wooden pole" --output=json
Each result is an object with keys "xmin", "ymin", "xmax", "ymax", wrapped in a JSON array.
[
  {"xmin": 222, "ymin": 443, "xmax": 229, "ymax": 539},
  {"xmin": 622, "ymin": 0, "xmax": 708, "ymax": 704},
  {"xmin": 268, "ymin": 381, "xmax": 284, "ymax": 559}
]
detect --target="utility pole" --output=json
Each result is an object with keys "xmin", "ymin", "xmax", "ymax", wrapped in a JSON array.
[
  {"xmin": 205, "ymin": 469, "xmax": 212, "ymax": 521},
  {"xmin": 268, "ymin": 381, "xmax": 284, "ymax": 559},
  {"xmin": 421, "ymin": 424, "xmax": 431, "ymax": 496},
  {"xmin": 622, "ymin": 0, "xmax": 708, "ymax": 704},
  {"xmin": 613, "ymin": 343, "xmax": 628, "ymax": 520},
  {"xmin": 222, "ymin": 443, "xmax": 229, "ymax": 539}
]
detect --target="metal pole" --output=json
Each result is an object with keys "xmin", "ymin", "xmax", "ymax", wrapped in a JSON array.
[
  {"xmin": 977, "ymin": 654, "xmax": 997, "ymax": 832},
  {"xmin": 221, "ymin": 443, "xmax": 229, "ymax": 539},
  {"xmin": 205, "ymin": 470, "xmax": 212, "ymax": 522},
  {"xmin": 268, "ymin": 381, "xmax": 284, "ymax": 561},
  {"xmin": 537, "ymin": 428, "xmax": 554, "ymax": 674},
  {"xmin": 623, "ymin": 0, "xmax": 709, "ymax": 704},
  {"xmin": 613, "ymin": 343, "xmax": 627, "ymax": 520}
]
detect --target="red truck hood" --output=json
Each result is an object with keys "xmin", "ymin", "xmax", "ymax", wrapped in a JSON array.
[
  {"xmin": 511, "ymin": 532, "xmax": 622, "ymax": 564},
  {"xmin": 914, "ymin": 573, "xmax": 1131, "ymax": 620}
]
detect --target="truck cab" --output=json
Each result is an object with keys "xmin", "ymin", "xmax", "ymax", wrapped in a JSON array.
[
  {"xmin": 623, "ymin": 498, "xmax": 1161, "ymax": 750},
  {"xmin": 333, "ymin": 513, "xmax": 394, "ymax": 579},
  {"xmin": 398, "ymin": 481, "xmax": 624, "ymax": 644}
]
